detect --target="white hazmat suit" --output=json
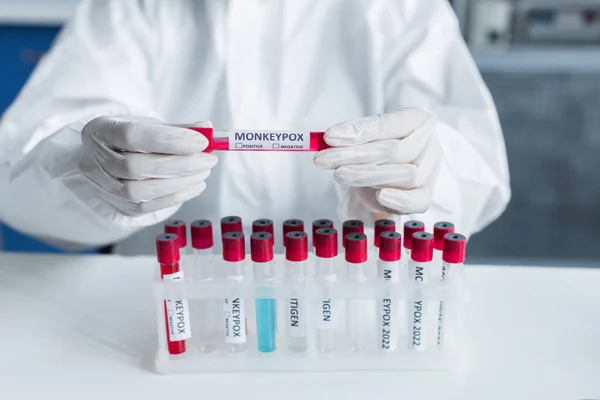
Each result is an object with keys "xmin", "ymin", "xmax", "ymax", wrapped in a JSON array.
[{"xmin": 0, "ymin": 0, "xmax": 510, "ymax": 255}]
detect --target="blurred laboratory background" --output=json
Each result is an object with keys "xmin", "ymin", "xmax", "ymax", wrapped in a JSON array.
[{"xmin": 1, "ymin": 0, "xmax": 599, "ymax": 265}]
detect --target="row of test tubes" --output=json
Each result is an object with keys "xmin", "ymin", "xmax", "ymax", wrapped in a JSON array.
[{"xmin": 156, "ymin": 217, "xmax": 467, "ymax": 355}]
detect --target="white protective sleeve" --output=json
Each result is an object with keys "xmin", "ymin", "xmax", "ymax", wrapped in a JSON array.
[
  {"xmin": 0, "ymin": 0, "xmax": 177, "ymax": 249},
  {"xmin": 337, "ymin": 0, "xmax": 511, "ymax": 238}
]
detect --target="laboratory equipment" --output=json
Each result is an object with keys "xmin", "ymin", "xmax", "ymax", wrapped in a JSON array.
[
  {"xmin": 314, "ymin": 227, "xmax": 339, "ymax": 353},
  {"xmin": 251, "ymin": 232, "xmax": 277, "ymax": 353},
  {"xmin": 153, "ymin": 217, "xmax": 469, "ymax": 374},
  {"xmin": 188, "ymin": 127, "xmax": 330, "ymax": 152},
  {"xmin": 156, "ymin": 233, "xmax": 191, "ymax": 355},
  {"xmin": 378, "ymin": 231, "xmax": 402, "ymax": 352},
  {"xmin": 222, "ymin": 232, "xmax": 248, "ymax": 353},
  {"xmin": 282, "ymin": 219, "xmax": 304, "ymax": 247},
  {"xmin": 284, "ymin": 231, "xmax": 309, "ymax": 352},
  {"xmin": 342, "ymin": 220, "xmax": 364, "ymax": 248},
  {"xmin": 344, "ymin": 232, "xmax": 369, "ymax": 352},
  {"xmin": 408, "ymin": 232, "xmax": 434, "ymax": 351}
]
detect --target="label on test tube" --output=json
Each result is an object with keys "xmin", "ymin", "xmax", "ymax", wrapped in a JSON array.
[
  {"xmin": 163, "ymin": 271, "xmax": 192, "ymax": 341},
  {"xmin": 378, "ymin": 260, "xmax": 399, "ymax": 351},
  {"xmin": 223, "ymin": 297, "xmax": 247, "ymax": 344},
  {"xmin": 318, "ymin": 299, "xmax": 337, "ymax": 329},
  {"xmin": 228, "ymin": 130, "xmax": 311, "ymax": 150},
  {"xmin": 409, "ymin": 261, "xmax": 429, "ymax": 350},
  {"xmin": 287, "ymin": 298, "xmax": 305, "ymax": 337}
]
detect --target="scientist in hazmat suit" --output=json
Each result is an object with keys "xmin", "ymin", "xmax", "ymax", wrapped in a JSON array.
[{"xmin": 0, "ymin": 0, "xmax": 510, "ymax": 255}]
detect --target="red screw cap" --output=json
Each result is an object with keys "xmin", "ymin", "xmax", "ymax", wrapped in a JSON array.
[
  {"xmin": 156, "ymin": 233, "xmax": 180, "ymax": 264},
  {"xmin": 379, "ymin": 231, "xmax": 402, "ymax": 262},
  {"xmin": 314, "ymin": 227, "xmax": 338, "ymax": 258},
  {"xmin": 374, "ymin": 219, "xmax": 395, "ymax": 247},
  {"xmin": 191, "ymin": 219, "xmax": 213, "ymax": 250},
  {"xmin": 342, "ymin": 220, "xmax": 364, "ymax": 248},
  {"xmin": 222, "ymin": 232, "xmax": 245, "ymax": 262},
  {"xmin": 285, "ymin": 231, "xmax": 308, "ymax": 262},
  {"xmin": 251, "ymin": 232, "xmax": 274, "ymax": 263},
  {"xmin": 411, "ymin": 232, "xmax": 434, "ymax": 263},
  {"xmin": 433, "ymin": 222, "xmax": 455, "ymax": 251},
  {"xmin": 403, "ymin": 220, "xmax": 425, "ymax": 250},
  {"xmin": 221, "ymin": 216, "xmax": 243, "ymax": 238},
  {"xmin": 252, "ymin": 219, "xmax": 274, "ymax": 247},
  {"xmin": 312, "ymin": 219, "xmax": 333, "ymax": 247},
  {"xmin": 443, "ymin": 233, "xmax": 466, "ymax": 264},
  {"xmin": 164, "ymin": 220, "xmax": 186, "ymax": 249},
  {"xmin": 283, "ymin": 219, "xmax": 304, "ymax": 247},
  {"xmin": 345, "ymin": 232, "xmax": 367, "ymax": 264}
]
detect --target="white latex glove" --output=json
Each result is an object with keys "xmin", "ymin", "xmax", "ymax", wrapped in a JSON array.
[
  {"xmin": 314, "ymin": 109, "xmax": 442, "ymax": 215},
  {"xmin": 79, "ymin": 116, "xmax": 217, "ymax": 217}
]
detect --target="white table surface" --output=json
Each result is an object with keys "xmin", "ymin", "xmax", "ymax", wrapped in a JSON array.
[{"xmin": 0, "ymin": 252, "xmax": 599, "ymax": 400}]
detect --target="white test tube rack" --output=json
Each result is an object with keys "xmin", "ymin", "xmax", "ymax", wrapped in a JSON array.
[{"xmin": 153, "ymin": 253, "xmax": 470, "ymax": 374}]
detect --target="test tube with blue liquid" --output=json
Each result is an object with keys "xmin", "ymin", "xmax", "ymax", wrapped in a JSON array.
[{"xmin": 251, "ymin": 232, "xmax": 277, "ymax": 352}]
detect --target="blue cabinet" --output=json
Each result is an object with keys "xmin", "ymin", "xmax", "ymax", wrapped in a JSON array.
[{"xmin": 0, "ymin": 24, "xmax": 96, "ymax": 253}]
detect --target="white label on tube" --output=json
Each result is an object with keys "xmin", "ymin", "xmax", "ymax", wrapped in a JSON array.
[
  {"xmin": 163, "ymin": 271, "xmax": 192, "ymax": 341},
  {"xmin": 228, "ymin": 130, "xmax": 310, "ymax": 151},
  {"xmin": 409, "ymin": 260, "xmax": 430, "ymax": 350},
  {"xmin": 223, "ymin": 297, "xmax": 247, "ymax": 344},
  {"xmin": 318, "ymin": 299, "xmax": 337, "ymax": 329},
  {"xmin": 437, "ymin": 261, "xmax": 452, "ymax": 346},
  {"xmin": 411, "ymin": 300, "xmax": 427, "ymax": 350},
  {"xmin": 378, "ymin": 260, "xmax": 399, "ymax": 351},
  {"xmin": 287, "ymin": 298, "xmax": 305, "ymax": 337}
]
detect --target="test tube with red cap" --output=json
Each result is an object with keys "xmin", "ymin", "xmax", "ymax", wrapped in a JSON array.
[
  {"xmin": 374, "ymin": 219, "xmax": 395, "ymax": 249},
  {"xmin": 342, "ymin": 220, "xmax": 364, "ymax": 249},
  {"xmin": 221, "ymin": 216, "xmax": 243, "ymax": 239},
  {"xmin": 345, "ymin": 232, "xmax": 369, "ymax": 352},
  {"xmin": 251, "ymin": 232, "xmax": 277, "ymax": 353},
  {"xmin": 282, "ymin": 219, "xmax": 304, "ymax": 247},
  {"xmin": 187, "ymin": 126, "xmax": 330, "ymax": 153},
  {"xmin": 403, "ymin": 220, "xmax": 425, "ymax": 262},
  {"xmin": 284, "ymin": 231, "xmax": 309, "ymax": 352},
  {"xmin": 156, "ymin": 233, "xmax": 192, "ymax": 355},
  {"xmin": 314, "ymin": 227, "xmax": 339, "ymax": 352},
  {"xmin": 190, "ymin": 220, "xmax": 217, "ymax": 352},
  {"xmin": 433, "ymin": 222, "xmax": 455, "ymax": 278},
  {"xmin": 222, "ymin": 231, "xmax": 248, "ymax": 352},
  {"xmin": 252, "ymin": 219, "xmax": 274, "ymax": 247},
  {"xmin": 312, "ymin": 219, "xmax": 334, "ymax": 248},
  {"xmin": 437, "ymin": 233, "xmax": 466, "ymax": 348},
  {"xmin": 408, "ymin": 232, "xmax": 434, "ymax": 351},
  {"xmin": 378, "ymin": 231, "xmax": 402, "ymax": 352},
  {"xmin": 164, "ymin": 220, "xmax": 187, "ymax": 254}
]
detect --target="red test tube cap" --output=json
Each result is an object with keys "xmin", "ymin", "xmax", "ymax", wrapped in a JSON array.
[
  {"xmin": 312, "ymin": 219, "xmax": 334, "ymax": 247},
  {"xmin": 285, "ymin": 231, "xmax": 308, "ymax": 262},
  {"xmin": 251, "ymin": 232, "xmax": 274, "ymax": 263},
  {"xmin": 411, "ymin": 232, "xmax": 434, "ymax": 263},
  {"xmin": 156, "ymin": 233, "xmax": 180, "ymax": 264},
  {"xmin": 164, "ymin": 219, "xmax": 186, "ymax": 249},
  {"xmin": 252, "ymin": 219, "xmax": 274, "ymax": 246},
  {"xmin": 222, "ymin": 232, "xmax": 245, "ymax": 262},
  {"xmin": 314, "ymin": 228, "xmax": 338, "ymax": 258},
  {"xmin": 379, "ymin": 231, "xmax": 402, "ymax": 262},
  {"xmin": 283, "ymin": 219, "xmax": 304, "ymax": 247},
  {"xmin": 374, "ymin": 219, "xmax": 395, "ymax": 247},
  {"xmin": 343, "ymin": 220, "xmax": 364, "ymax": 248},
  {"xmin": 221, "ymin": 216, "xmax": 243, "ymax": 237},
  {"xmin": 404, "ymin": 220, "xmax": 425, "ymax": 249},
  {"xmin": 191, "ymin": 219, "xmax": 213, "ymax": 250},
  {"xmin": 345, "ymin": 232, "xmax": 368, "ymax": 263},
  {"xmin": 443, "ymin": 233, "xmax": 467, "ymax": 264},
  {"xmin": 434, "ymin": 221, "xmax": 455, "ymax": 251}
]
